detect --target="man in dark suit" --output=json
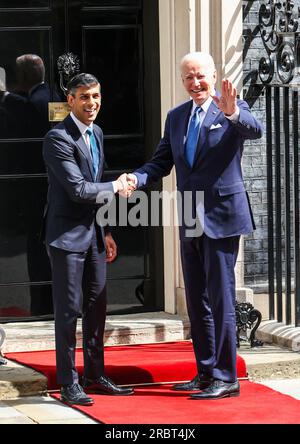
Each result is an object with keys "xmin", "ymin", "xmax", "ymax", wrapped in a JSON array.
[
  {"xmin": 0, "ymin": 55, "xmax": 62, "ymax": 315},
  {"xmin": 0, "ymin": 54, "xmax": 61, "ymax": 138},
  {"xmin": 127, "ymin": 52, "xmax": 263, "ymax": 400},
  {"xmin": 43, "ymin": 73, "xmax": 134, "ymax": 406}
]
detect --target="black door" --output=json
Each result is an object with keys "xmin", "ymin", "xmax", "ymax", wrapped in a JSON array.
[{"xmin": 0, "ymin": 0, "xmax": 163, "ymax": 320}]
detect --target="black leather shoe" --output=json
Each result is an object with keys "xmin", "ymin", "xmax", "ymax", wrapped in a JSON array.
[
  {"xmin": 82, "ymin": 375, "xmax": 134, "ymax": 396},
  {"xmin": 61, "ymin": 383, "xmax": 94, "ymax": 406},
  {"xmin": 190, "ymin": 380, "xmax": 240, "ymax": 400},
  {"xmin": 172, "ymin": 374, "xmax": 212, "ymax": 391}
]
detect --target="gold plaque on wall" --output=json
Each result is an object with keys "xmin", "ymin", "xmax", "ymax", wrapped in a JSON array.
[{"xmin": 48, "ymin": 102, "xmax": 71, "ymax": 122}]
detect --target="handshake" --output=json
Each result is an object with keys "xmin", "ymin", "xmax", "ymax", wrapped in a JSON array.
[{"xmin": 115, "ymin": 173, "xmax": 137, "ymax": 198}]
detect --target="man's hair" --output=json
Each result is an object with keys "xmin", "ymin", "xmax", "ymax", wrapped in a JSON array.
[
  {"xmin": 180, "ymin": 52, "xmax": 216, "ymax": 74},
  {"xmin": 16, "ymin": 54, "xmax": 45, "ymax": 90},
  {"xmin": 67, "ymin": 73, "xmax": 100, "ymax": 96}
]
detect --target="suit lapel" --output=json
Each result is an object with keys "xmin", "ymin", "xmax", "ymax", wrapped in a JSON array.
[
  {"xmin": 94, "ymin": 129, "xmax": 104, "ymax": 180},
  {"xmin": 64, "ymin": 115, "xmax": 94, "ymax": 179},
  {"xmin": 179, "ymin": 101, "xmax": 194, "ymax": 168},
  {"xmin": 194, "ymin": 100, "xmax": 222, "ymax": 165}
]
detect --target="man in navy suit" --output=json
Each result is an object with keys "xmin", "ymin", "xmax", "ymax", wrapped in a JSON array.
[
  {"xmin": 127, "ymin": 52, "xmax": 263, "ymax": 400},
  {"xmin": 43, "ymin": 73, "xmax": 134, "ymax": 406}
]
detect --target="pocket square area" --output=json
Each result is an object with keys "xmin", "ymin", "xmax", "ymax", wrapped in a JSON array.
[{"xmin": 210, "ymin": 123, "xmax": 222, "ymax": 130}]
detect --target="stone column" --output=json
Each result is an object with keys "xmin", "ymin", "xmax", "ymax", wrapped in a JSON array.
[{"xmin": 158, "ymin": 0, "xmax": 193, "ymax": 314}]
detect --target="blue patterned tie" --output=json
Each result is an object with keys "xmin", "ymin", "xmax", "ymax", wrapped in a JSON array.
[
  {"xmin": 185, "ymin": 106, "xmax": 201, "ymax": 167},
  {"xmin": 86, "ymin": 128, "xmax": 100, "ymax": 180}
]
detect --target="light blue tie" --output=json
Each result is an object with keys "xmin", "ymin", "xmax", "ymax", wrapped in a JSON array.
[
  {"xmin": 86, "ymin": 128, "xmax": 100, "ymax": 180},
  {"xmin": 185, "ymin": 107, "xmax": 202, "ymax": 167}
]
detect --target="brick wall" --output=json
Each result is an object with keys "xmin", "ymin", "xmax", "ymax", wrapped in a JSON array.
[
  {"xmin": 243, "ymin": 0, "xmax": 300, "ymax": 292},
  {"xmin": 243, "ymin": 0, "xmax": 269, "ymax": 291}
]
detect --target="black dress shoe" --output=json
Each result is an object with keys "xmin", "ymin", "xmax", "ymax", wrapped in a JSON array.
[
  {"xmin": 60, "ymin": 383, "xmax": 94, "ymax": 406},
  {"xmin": 172, "ymin": 374, "xmax": 212, "ymax": 391},
  {"xmin": 82, "ymin": 375, "xmax": 134, "ymax": 396},
  {"xmin": 190, "ymin": 380, "xmax": 240, "ymax": 400}
]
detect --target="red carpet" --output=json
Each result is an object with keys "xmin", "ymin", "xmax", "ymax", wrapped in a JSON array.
[
  {"xmin": 0, "ymin": 307, "xmax": 30, "ymax": 317},
  {"xmin": 7, "ymin": 341, "xmax": 300, "ymax": 424},
  {"xmin": 7, "ymin": 341, "xmax": 247, "ymax": 390},
  {"xmin": 51, "ymin": 381, "xmax": 300, "ymax": 424}
]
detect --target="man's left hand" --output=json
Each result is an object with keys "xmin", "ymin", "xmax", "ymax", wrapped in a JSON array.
[
  {"xmin": 105, "ymin": 233, "xmax": 117, "ymax": 263},
  {"xmin": 212, "ymin": 79, "xmax": 237, "ymax": 117}
]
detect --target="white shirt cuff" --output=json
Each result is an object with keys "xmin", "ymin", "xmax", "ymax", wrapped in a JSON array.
[
  {"xmin": 225, "ymin": 107, "xmax": 240, "ymax": 122},
  {"xmin": 112, "ymin": 181, "xmax": 119, "ymax": 193}
]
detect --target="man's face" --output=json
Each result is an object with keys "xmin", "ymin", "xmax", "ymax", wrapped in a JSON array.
[
  {"xmin": 181, "ymin": 59, "xmax": 217, "ymax": 106},
  {"xmin": 67, "ymin": 83, "xmax": 101, "ymax": 125}
]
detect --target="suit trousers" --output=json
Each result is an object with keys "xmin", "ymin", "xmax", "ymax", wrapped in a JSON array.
[
  {"xmin": 48, "ymin": 225, "xmax": 107, "ymax": 386},
  {"xmin": 180, "ymin": 234, "xmax": 240, "ymax": 383}
]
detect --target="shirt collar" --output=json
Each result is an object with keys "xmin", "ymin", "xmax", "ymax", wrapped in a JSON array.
[
  {"xmin": 70, "ymin": 112, "xmax": 93, "ymax": 135},
  {"xmin": 191, "ymin": 95, "xmax": 214, "ymax": 115}
]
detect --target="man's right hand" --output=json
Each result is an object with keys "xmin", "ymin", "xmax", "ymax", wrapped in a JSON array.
[{"xmin": 116, "ymin": 173, "xmax": 137, "ymax": 198}]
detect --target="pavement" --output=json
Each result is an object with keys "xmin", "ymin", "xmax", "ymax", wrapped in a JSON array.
[
  {"xmin": 0, "ymin": 312, "xmax": 300, "ymax": 424},
  {"xmin": 0, "ymin": 396, "xmax": 97, "ymax": 424}
]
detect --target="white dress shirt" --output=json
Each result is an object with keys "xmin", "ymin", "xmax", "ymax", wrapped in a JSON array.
[
  {"xmin": 186, "ymin": 96, "xmax": 240, "ymax": 140},
  {"xmin": 70, "ymin": 112, "xmax": 119, "ymax": 193}
]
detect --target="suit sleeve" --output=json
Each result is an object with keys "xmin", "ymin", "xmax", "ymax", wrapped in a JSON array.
[
  {"xmin": 43, "ymin": 131, "xmax": 114, "ymax": 204},
  {"xmin": 134, "ymin": 112, "xmax": 174, "ymax": 187},
  {"xmin": 231, "ymin": 100, "xmax": 263, "ymax": 140}
]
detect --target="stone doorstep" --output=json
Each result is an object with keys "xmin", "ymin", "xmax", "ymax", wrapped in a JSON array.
[
  {"xmin": 1, "ymin": 313, "xmax": 192, "ymax": 353},
  {"xmin": 256, "ymin": 320, "xmax": 300, "ymax": 351},
  {"xmin": 0, "ymin": 360, "xmax": 47, "ymax": 401},
  {"xmin": 1, "ymin": 396, "xmax": 98, "ymax": 424}
]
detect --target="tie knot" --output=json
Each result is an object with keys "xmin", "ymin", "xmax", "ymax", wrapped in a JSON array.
[
  {"xmin": 191, "ymin": 107, "xmax": 201, "ymax": 120},
  {"xmin": 86, "ymin": 128, "xmax": 93, "ymax": 136}
]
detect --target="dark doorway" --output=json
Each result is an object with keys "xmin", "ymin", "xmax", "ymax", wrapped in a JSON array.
[{"xmin": 0, "ymin": 0, "xmax": 163, "ymax": 321}]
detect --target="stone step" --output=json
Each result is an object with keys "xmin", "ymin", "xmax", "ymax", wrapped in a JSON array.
[
  {"xmin": 239, "ymin": 343, "xmax": 300, "ymax": 381},
  {"xmin": 1, "ymin": 312, "xmax": 191, "ymax": 353},
  {"xmin": 0, "ymin": 360, "xmax": 47, "ymax": 401}
]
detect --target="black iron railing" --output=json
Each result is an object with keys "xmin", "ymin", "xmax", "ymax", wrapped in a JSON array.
[{"xmin": 258, "ymin": 0, "xmax": 300, "ymax": 327}]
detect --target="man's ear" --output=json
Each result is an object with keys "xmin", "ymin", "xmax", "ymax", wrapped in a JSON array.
[
  {"xmin": 67, "ymin": 93, "xmax": 74, "ymax": 107},
  {"xmin": 213, "ymin": 70, "xmax": 217, "ymax": 84}
]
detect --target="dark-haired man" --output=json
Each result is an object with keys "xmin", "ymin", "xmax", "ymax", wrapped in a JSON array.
[
  {"xmin": 43, "ymin": 73, "xmax": 134, "ymax": 406},
  {"xmin": 0, "ymin": 54, "xmax": 60, "ymax": 137}
]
